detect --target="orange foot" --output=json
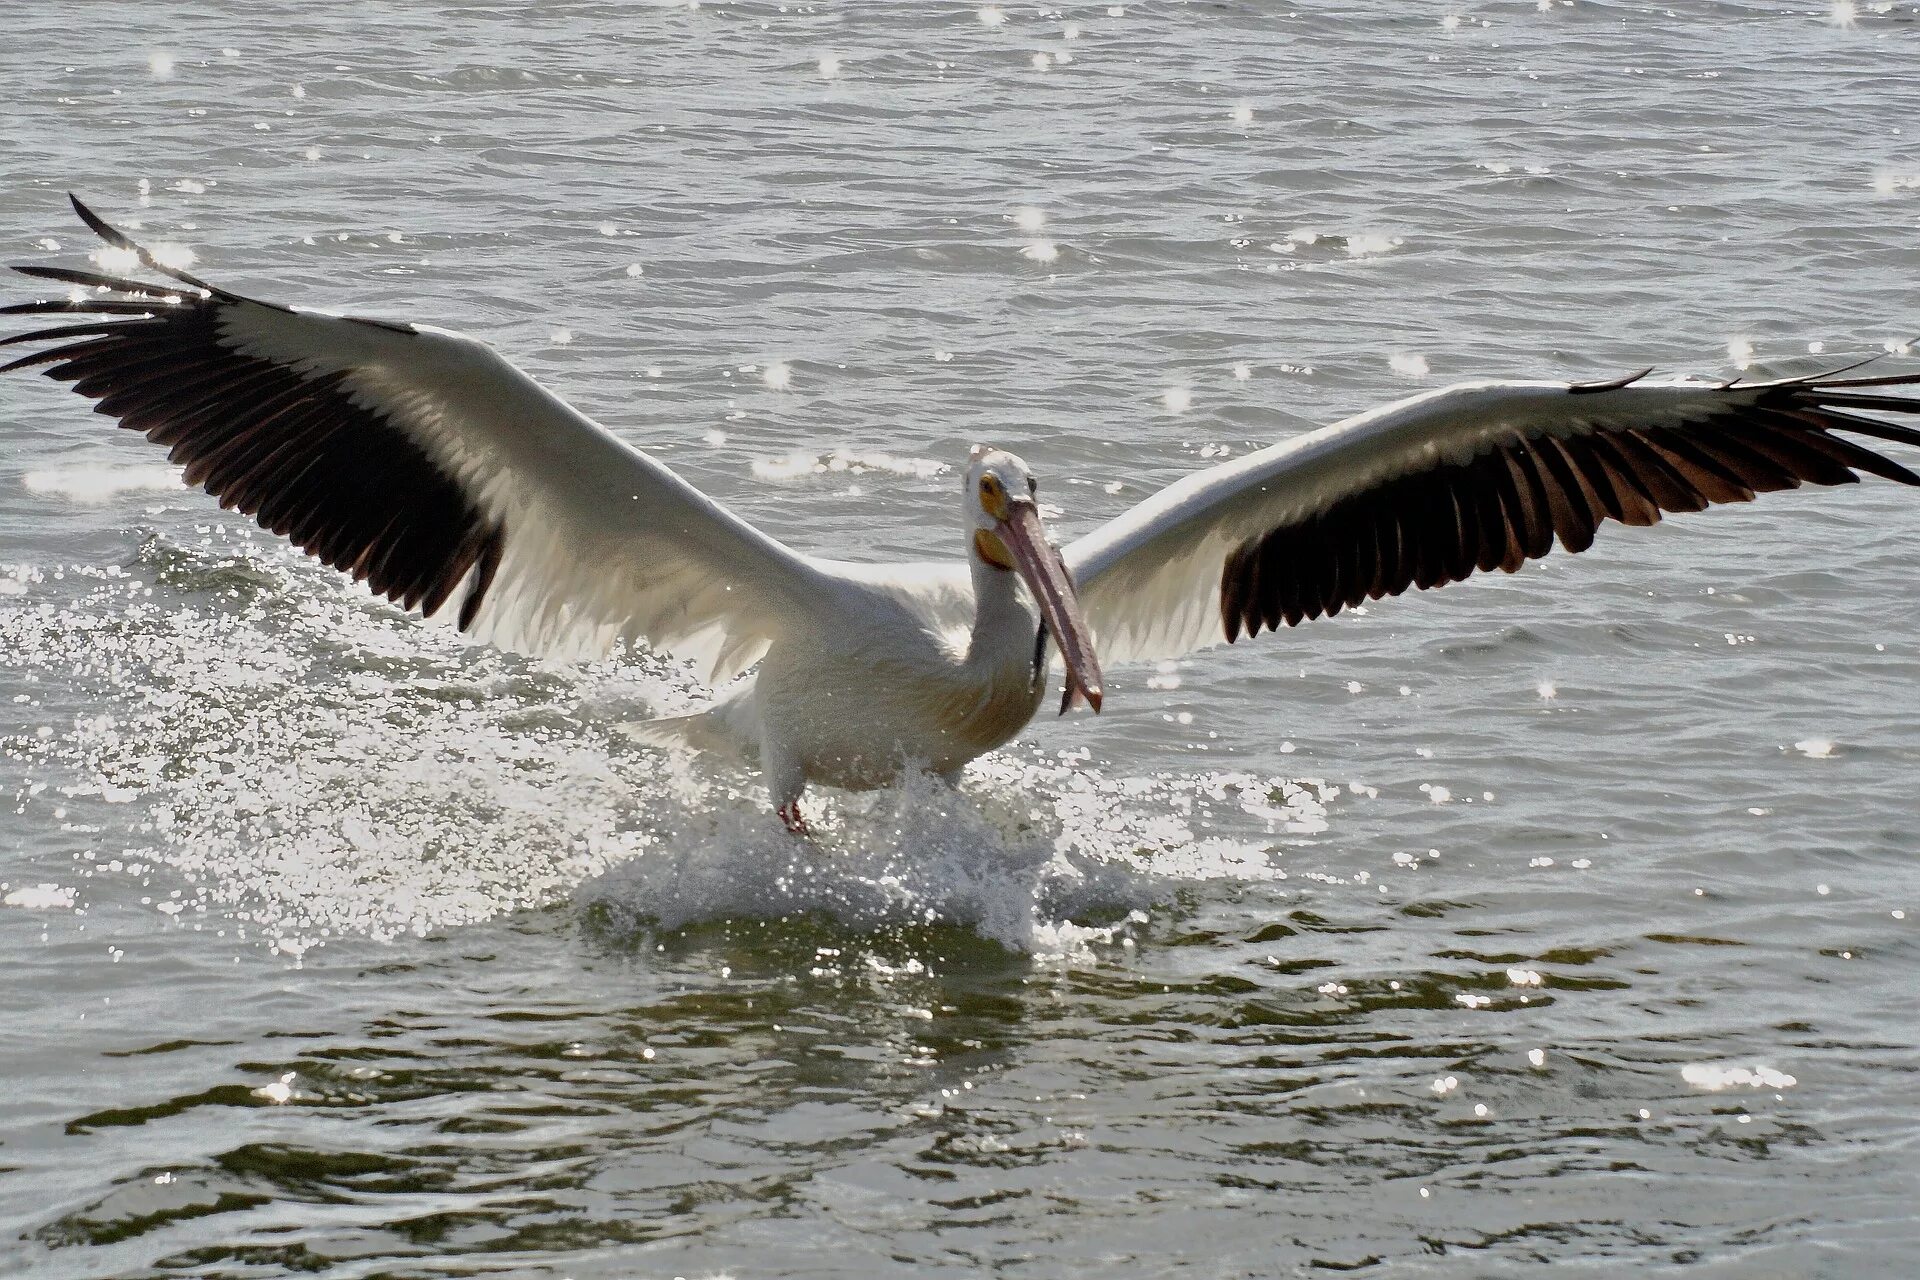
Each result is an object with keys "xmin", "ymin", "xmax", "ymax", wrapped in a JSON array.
[{"xmin": 778, "ymin": 801, "xmax": 811, "ymax": 837}]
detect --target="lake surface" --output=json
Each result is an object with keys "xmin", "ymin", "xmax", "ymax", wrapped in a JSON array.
[{"xmin": 4, "ymin": 1, "xmax": 1920, "ymax": 1275}]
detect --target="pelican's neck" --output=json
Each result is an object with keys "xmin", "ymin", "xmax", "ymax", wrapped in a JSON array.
[{"xmin": 966, "ymin": 550, "xmax": 1031, "ymax": 664}]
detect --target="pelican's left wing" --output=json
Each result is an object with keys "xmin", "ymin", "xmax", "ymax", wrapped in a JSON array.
[
  {"xmin": 1065, "ymin": 370, "xmax": 1920, "ymax": 665},
  {"xmin": 5, "ymin": 197, "xmax": 834, "ymax": 683}
]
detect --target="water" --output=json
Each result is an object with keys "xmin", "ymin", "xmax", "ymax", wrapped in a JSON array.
[{"xmin": 4, "ymin": 1, "xmax": 1920, "ymax": 1274}]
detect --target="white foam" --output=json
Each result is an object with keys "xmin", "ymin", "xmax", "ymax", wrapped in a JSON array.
[
  {"xmin": 751, "ymin": 450, "xmax": 946, "ymax": 481},
  {"xmin": 24, "ymin": 465, "xmax": 183, "ymax": 503},
  {"xmin": 1681, "ymin": 1062, "xmax": 1798, "ymax": 1091},
  {"xmin": 3, "ymin": 883, "xmax": 77, "ymax": 910},
  {"xmin": 1344, "ymin": 233, "xmax": 1403, "ymax": 259}
]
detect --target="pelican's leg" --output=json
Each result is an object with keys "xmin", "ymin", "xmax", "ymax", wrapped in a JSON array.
[{"xmin": 764, "ymin": 733, "xmax": 810, "ymax": 837}]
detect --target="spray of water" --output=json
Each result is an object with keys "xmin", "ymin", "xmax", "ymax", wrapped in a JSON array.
[{"xmin": 3, "ymin": 528, "xmax": 1333, "ymax": 959}]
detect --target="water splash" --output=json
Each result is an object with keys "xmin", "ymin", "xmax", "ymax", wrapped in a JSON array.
[{"xmin": 4, "ymin": 532, "xmax": 1331, "ymax": 959}]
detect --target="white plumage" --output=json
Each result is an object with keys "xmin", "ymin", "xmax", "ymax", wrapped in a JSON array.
[{"xmin": 9, "ymin": 198, "xmax": 1920, "ymax": 832}]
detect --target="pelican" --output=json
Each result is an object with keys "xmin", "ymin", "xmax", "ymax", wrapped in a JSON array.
[{"xmin": 8, "ymin": 197, "xmax": 1920, "ymax": 834}]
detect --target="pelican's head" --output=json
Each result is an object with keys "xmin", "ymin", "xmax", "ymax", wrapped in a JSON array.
[{"xmin": 964, "ymin": 446, "xmax": 1103, "ymax": 713}]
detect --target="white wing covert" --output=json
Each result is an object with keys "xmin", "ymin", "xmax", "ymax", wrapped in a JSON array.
[
  {"xmin": 4, "ymin": 197, "xmax": 828, "ymax": 684},
  {"xmin": 1065, "ymin": 371, "xmax": 1920, "ymax": 666}
]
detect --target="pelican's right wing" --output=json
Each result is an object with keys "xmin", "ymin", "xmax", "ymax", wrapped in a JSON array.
[
  {"xmin": 1065, "ymin": 369, "xmax": 1920, "ymax": 665},
  {"xmin": 5, "ymin": 197, "xmax": 831, "ymax": 684}
]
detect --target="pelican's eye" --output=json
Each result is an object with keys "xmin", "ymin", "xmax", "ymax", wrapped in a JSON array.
[
  {"xmin": 978, "ymin": 472, "xmax": 1010, "ymax": 519},
  {"xmin": 1027, "ymin": 475, "xmax": 1038, "ymax": 496}
]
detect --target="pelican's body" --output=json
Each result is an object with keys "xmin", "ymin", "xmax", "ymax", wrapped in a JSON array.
[
  {"xmin": 708, "ymin": 559, "xmax": 1040, "ymax": 795},
  {"xmin": 9, "ymin": 197, "xmax": 1920, "ymax": 834},
  {"xmin": 632, "ymin": 450, "xmax": 1101, "ymax": 831}
]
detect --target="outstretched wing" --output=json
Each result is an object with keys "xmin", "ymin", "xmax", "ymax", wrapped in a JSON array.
[
  {"xmin": 1064, "ymin": 369, "xmax": 1920, "ymax": 665},
  {"xmin": 5, "ymin": 196, "xmax": 832, "ymax": 683}
]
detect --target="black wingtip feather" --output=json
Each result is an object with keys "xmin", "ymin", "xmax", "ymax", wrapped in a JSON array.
[
  {"xmin": 1, "ymin": 347, "xmax": 73, "ymax": 374},
  {"xmin": 1569, "ymin": 367, "xmax": 1655, "ymax": 394},
  {"xmin": 9, "ymin": 263, "xmax": 197, "ymax": 299},
  {"xmin": 457, "ymin": 532, "xmax": 504, "ymax": 632},
  {"xmin": 1, "ymin": 297, "xmax": 171, "ymax": 317},
  {"xmin": 0, "ymin": 320, "xmax": 155, "ymax": 349},
  {"xmin": 67, "ymin": 193, "xmax": 139, "ymax": 253}
]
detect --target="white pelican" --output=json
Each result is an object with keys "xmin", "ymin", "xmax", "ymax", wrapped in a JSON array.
[{"xmin": 9, "ymin": 197, "xmax": 1920, "ymax": 833}]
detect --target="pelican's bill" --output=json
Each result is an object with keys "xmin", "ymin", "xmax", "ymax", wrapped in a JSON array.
[{"xmin": 999, "ymin": 499, "xmax": 1103, "ymax": 715}]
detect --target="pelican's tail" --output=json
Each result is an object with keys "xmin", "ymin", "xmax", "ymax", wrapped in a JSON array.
[
  {"xmin": 615, "ymin": 680, "xmax": 760, "ymax": 760},
  {"xmin": 617, "ymin": 711, "xmax": 731, "ymax": 755}
]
